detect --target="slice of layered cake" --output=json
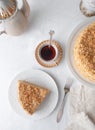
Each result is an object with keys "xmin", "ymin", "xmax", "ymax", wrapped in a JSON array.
[{"xmin": 18, "ymin": 80, "xmax": 49, "ymax": 115}]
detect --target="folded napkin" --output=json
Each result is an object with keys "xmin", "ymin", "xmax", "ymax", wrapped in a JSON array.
[
  {"xmin": 65, "ymin": 85, "xmax": 95, "ymax": 130},
  {"xmin": 65, "ymin": 112, "xmax": 95, "ymax": 130}
]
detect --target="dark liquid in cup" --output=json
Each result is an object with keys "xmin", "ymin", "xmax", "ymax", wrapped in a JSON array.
[{"xmin": 40, "ymin": 45, "xmax": 56, "ymax": 61}]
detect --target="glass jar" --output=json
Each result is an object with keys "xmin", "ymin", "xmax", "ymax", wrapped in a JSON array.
[
  {"xmin": 0, "ymin": 0, "xmax": 30, "ymax": 36},
  {"xmin": 80, "ymin": 0, "xmax": 95, "ymax": 16}
]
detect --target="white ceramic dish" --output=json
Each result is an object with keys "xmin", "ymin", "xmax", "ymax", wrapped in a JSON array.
[
  {"xmin": 35, "ymin": 40, "xmax": 63, "ymax": 68},
  {"xmin": 8, "ymin": 69, "xmax": 58, "ymax": 120},
  {"xmin": 67, "ymin": 19, "xmax": 95, "ymax": 88}
]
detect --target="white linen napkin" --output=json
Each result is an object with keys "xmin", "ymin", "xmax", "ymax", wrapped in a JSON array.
[
  {"xmin": 65, "ymin": 112, "xmax": 95, "ymax": 130},
  {"xmin": 65, "ymin": 85, "xmax": 95, "ymax": 130}
]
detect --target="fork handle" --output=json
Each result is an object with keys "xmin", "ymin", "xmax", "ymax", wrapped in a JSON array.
[{"xmin": 57, "ymin": 92, "xmax": 68, "ymax": 123}]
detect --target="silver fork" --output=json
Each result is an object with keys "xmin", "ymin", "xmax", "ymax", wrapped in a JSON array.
[{"xmin": 57, "ymin": 78, "xmax": 73, "ymax": 123}]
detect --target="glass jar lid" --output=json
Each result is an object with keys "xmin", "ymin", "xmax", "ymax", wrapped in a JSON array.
[{"xmin": 0, "ymin": 0, "xmax": 17, "ymax": 20}]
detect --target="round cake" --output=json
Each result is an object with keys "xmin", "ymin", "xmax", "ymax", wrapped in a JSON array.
[{"xmin": 74, "ymin": 22, "xmax": 95, "ymax": 81}]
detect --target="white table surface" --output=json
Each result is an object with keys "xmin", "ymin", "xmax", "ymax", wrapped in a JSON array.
[{"xmin": 0, "ymin": 0, "xmax": 93, "ymax": 130}]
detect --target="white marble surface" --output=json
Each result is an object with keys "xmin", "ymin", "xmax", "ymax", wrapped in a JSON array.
[{"xmin": 0, "ymin": 0, "xmax": 93, "ymax": 130}]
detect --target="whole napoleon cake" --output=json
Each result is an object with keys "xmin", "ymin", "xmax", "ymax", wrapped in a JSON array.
[{"xmin": 74, "ymin": 22, "xmax": 95, "ymax": 81}]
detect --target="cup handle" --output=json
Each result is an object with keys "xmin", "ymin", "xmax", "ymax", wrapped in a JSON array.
[
  {"xmin": 0, "ymin": 22, "xmax": 6, "ymax": 35},
  {"xmin": 0, "ymin": 30, "xmax": 6, "ymax": 35}
]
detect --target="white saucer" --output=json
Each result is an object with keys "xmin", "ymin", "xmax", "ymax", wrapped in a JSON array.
[
  {"xmin": 8, "ymin": 69, "xmax": 58, "ymax": 120},
  {"xmin": 35, "ymin": 40, "xmax": 63, "ymax": 68}
]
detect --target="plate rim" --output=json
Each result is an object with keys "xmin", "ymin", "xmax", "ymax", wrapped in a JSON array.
[{"xmin": 67, "ymin": 19, "xmax": 95, "ymax": 88}]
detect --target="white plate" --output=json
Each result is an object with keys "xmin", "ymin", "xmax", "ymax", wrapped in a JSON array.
[
  {"xmin": 8, "ymin": 69, "xmax": 58, "ymax": 120},
  {"xmin": 67, "ymin": 18, "xmax": 95, "ymax": 88}
]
